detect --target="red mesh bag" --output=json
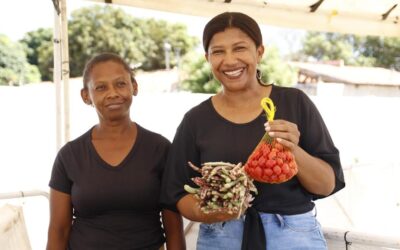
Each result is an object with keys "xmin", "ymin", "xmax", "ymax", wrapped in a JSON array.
[{"xmin": 244, "ymin": 97, "xmax": 298, "ymax": 183}]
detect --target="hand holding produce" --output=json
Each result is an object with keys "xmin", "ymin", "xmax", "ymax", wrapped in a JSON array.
[
  {"xmin": 244, "ymin": 98, "xmax": 298, "ymax": 183},
  {"xmin": 184, "ymin": 161, "xmax": 257, "ymax": 217}
]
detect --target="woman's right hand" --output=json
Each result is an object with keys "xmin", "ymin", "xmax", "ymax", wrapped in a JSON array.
[
  {"xmin": 201, "ymin": 208, "xmax": 240, "ymax": 224},
  {"xmin": 177, "ymin": 194, "xmax": 239, "ymax": 224}
]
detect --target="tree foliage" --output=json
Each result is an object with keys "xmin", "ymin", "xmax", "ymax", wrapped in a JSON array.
[
  {"xmin": 20, "ymin": 28, "xmax": 53, "ymax": 81},
  {"xmin": 298, "ymin": 32, "xmax": 400, "ymax": 69},
  {"xmin": 67, "ymin": 6, "xmax": 148, "ymax": 77},
  {"xmin": 68, "ymin": 6, "xmax": 197, "ymax": 76},
  {"xmin": 258, "ymin": 46, "xmax": 297, "ymax": 87},
  {"xmin": 20, "ymin": 5, "xmax": 198, "ymax": 81},
  {"xmin": 0, "ymin": 35, "xmax": 41, "ymax": 85},
  {"xmin": 179, "ymin": 52, "xmax": 220, "ymax": 93},
  {"xmin": 137, "ymin": 19, "xmax": 198, "ymax": 70},
  {"xmin": 180, "ymin": 46, "xmax": 297, "ymax": 93}
]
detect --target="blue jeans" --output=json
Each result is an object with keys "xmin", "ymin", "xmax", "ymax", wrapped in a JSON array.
[{"xmin": 197, "ymin": 211, "xmax": 327, "ymax": 250}]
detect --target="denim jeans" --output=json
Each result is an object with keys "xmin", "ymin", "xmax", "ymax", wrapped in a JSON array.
[{"xmin": 197, "ymin": 211, "xmax": 327, "ymax": 250}]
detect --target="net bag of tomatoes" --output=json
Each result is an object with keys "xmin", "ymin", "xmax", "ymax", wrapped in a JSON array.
[{"xmin": 244, "ymin": 97, "xmax": 298, "ymax": 183}]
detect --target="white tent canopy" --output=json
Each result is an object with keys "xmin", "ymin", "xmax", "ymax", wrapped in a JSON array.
[
  {"xmin": 52, "ymin": 0, "xmax": 400, "ymax": 148},
  {"xmin": 87, "ymin": 0, "xmax": 400, "ymax": 37}
]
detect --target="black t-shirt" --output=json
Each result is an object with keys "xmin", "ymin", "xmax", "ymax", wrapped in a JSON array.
[
  {"xmin": 160, "ymin": 85, "xmax": 345, "ymax": 214},
  {"xmin": 49, "ymin": 124, "xmax": 170, "ymax": 250}
]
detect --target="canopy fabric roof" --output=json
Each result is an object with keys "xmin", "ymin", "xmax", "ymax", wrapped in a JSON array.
[{"xmin": 86, "ymin": 0, "xmax": 400, "ymax": 37}]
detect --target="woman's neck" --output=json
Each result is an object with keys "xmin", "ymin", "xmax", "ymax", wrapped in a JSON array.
[
  {"xmin": 211, "ymin": 84, "xmax": 272, "ymax": 124},
  {"xmin": 217, "ymin": 84, "xmax": 272, "ymax": 107},
  {"xmin": 94, "ymin": 118, "xmax": 135, "ymax": 140}
]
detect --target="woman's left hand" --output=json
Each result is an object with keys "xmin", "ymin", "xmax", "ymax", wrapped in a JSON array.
[{"xmin": 264, "ymin": 119, "xmax": 300, "ymax": 151}]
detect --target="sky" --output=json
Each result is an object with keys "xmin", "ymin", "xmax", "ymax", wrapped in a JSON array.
[
  {"xmin": 0, "ymin": 0, "xmax": 305, "ymax": 55},
  {"xmin": 0, "ymin": 0, "xmax": 203, "ymax": 39}
]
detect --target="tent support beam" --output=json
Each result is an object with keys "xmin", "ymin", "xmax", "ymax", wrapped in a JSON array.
[
  {"xmin": 52, "ymin": 0, "xmax": 70, "ymax": 150},
  {"xmin": 382, "ymin": 4, "xmax": 397, "ymax": 21}
]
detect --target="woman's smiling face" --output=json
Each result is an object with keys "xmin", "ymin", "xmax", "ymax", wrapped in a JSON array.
[
  {"xmin": 85, "ymin": 60, "xmax": 136, "ymax": 122},
  {"xmin": 206, "ymin": 27, "xmax": 264, "ymax": 92}
]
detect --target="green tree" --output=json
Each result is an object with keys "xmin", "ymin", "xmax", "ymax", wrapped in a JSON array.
[
  {"xmin": 180, "ymin": 46, "xmax": 297, "ymax": 93},
  {"xmin": 22, "ymin": 5, "xmax": 198, "ymax": 81},
  {"xmin": 138, "ymin": 19, "xmax": 198, "ymax": 70},
  {"xmin": 357, "ymin": 36, "xmax": 400, "ymax": 70},
  {"xmin": 67, "ymin": 6, "xmax": 147, "ymax": 77},
  {"xmin": 258, "ymin": 46, "xmax": 297, "ymax": 87},
  {"xmin": 20, "ymin": 28, "xmax": 53, "ymax": 81},
  {"xmin": 298, "ymin": 31, "xmax": 400, "ymax": 69},
  {"xmin": 20, "ymin": 28, "xmax": 53, "ymax": 66},
  {"xmin": 67, "ymin": 5, "xmax": 198, "ymax": 77},
  {"xmin": 179, "ymin": 52, "xmax": 220, "ymax": 93},
  {"xmin": 0, "ymin": 35, "xmax": 41, "ymax": 85}
]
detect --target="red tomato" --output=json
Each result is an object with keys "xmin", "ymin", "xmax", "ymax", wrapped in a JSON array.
[
  {"xmin": 268, "ymin": 151, "xmax": 277, "ymax": 160},
  {"xmin": 273, "ymin": 165, "xmax": 282, "ymax": 175},
  {"xmin": 266, "ymin": 159, "xmax": 275, "ymax": 168},
  {"xmin": 281, "ymin": 163, "xmax": 290, "ymax": 174},
  {"xmin": 260, "ymin": 143, "xmax": 268, "ymax": 152},
  {"xmin": 254, "ymin": 167, "xmax": 262, "ymax": 178},
  {"xmin": 274, "ymin": 142, "xmax": 284, "ymax": 151},
  {"xmin": 277, "ymin": 152, "xmax": 287, "ymax": 161},
  {"xmin": 252, "ymin": 150, "xmax": 261, "ymax": 160},
  {"xmin": 244, "ymin": 165, "xmax": 251, "ymax": 174},
  {"xmin": 278, "ymin": 174, "xmax": 287, "ymax": 182},
  {"xmin": 258, "ymin": 156, "xmax": 266, "ymax": 166},
  {"xmin": 263, "ymin": 168, "xmax": 273, "ymax": 177}
]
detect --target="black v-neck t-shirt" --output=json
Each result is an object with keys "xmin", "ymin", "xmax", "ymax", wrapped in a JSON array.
[
  {"xmin": 49, "ymin": 124, "xmax": 170, "ymax": 250},
  {"xmin": 160, "ymin": 85, "xmax": 345, "ymax": 214}
]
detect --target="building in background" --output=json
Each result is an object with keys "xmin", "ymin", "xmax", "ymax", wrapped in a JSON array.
[{"xmin": 292, "ymin": 61, "xmax": 400, "ymax": 97}]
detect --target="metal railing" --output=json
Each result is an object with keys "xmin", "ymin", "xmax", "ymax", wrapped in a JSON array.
[
  {"xmin": 0, "ymin": 190, "xmax": 49, "ymax": 201},
  {"xmin": 324, "ymin": 227, "xmax": 400, "ymax": 249}
]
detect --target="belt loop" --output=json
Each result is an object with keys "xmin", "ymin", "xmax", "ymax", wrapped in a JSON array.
[{"xmin": 275, "ymin": 214, "xmax": 284, "ymax": 228}]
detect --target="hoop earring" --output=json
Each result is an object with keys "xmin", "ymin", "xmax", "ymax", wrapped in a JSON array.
[
  {"xmin": 256, "ymin": 69, "xmax": 262, "ymax": 81},
  {"xmin": 256, "ymin": 68, "xmax": 272, "ymax": 87}
]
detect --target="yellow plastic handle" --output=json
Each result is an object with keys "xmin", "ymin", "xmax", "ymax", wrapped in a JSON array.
[{"xmin": 260, "ymin": 97, "xmax": 276, "ymax": 121}]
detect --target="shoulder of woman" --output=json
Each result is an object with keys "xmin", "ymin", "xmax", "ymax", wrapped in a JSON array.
[{"xmin": 137, "ymin": 124, "xmax": 171, "ymax": 146}]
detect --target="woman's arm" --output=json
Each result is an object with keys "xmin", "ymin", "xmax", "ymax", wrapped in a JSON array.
[
  {"xmin": 266, "ymin": 120, "xmax": 335, "ymax": 196},
  {"xmin": 291, "ymin": 146, "xmax": 335, "ymax": 196},
  {"xmin": 46, "ymin": 188, "xmax": 72, "ymax": 250},
  {"xmin": 162, "ymin": 209, "xmax": 186, "ymax": 250},
  {"xmin": 177, "ymin": 194, "xmax": 239, "ymax": 224}
]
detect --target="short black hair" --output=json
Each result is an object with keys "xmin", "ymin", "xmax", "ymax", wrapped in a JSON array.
[
  {"xmin": 82, "ymin": 52, "xmax": 136, "ymax": 89},
  {"xmin": 203, "ymin": 12, "xmax": 263, "ymax": 52}
]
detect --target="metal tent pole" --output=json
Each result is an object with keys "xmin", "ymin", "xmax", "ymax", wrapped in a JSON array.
[
  {"xmin": 53, "ymin": 0, "xmax": 63, "ymax": 150},
  {"xmin": 52, "ymin": 0, "xmax": 70, "ymax": 150},
  {"xmin": 60, "ymin": 0, "xmax": 70, "ymax": 143}
]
